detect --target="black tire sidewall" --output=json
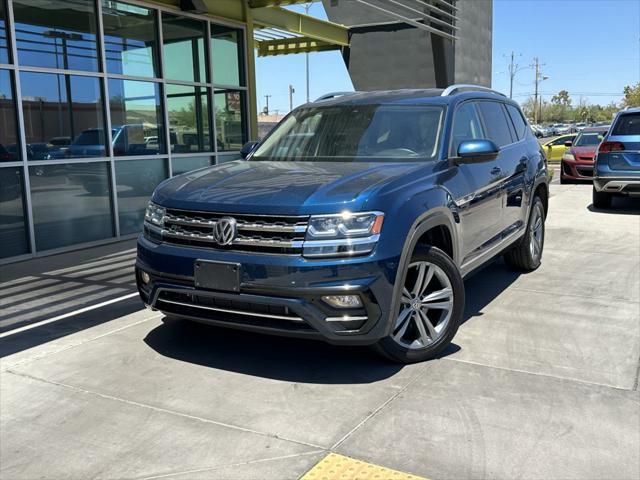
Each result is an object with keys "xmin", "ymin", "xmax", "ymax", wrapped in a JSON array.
[{"xmin": 376, "ymin": 246, "xmax": 465, "ymax": 363}]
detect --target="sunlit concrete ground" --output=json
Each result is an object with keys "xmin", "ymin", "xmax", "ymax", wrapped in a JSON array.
[{"xmin": 1, "ymin": 183, "xmax": 639, "ymax": 480}]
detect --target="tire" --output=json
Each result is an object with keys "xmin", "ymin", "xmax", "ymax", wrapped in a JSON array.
[
  {"xmin": 592, "ymin": 186, "xmax": 612, "ymax": 209},
  {"xmin": 504, "ymin": 196, "xmax": 545, "ymax": 271},
  {"xmin": 560, "ymin": 174, "xmax": 568, "ymax": 184},
  {"xmin": 374, "ymin": 246, "xmax": 465, "ymax": 364}
]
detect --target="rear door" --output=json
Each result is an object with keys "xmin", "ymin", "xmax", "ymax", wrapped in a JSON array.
[
  {"xmin": 606, "ymin": 112, "xmax": 640, "ymax": 172},
  {"xmin": 476, "ymin": 100, "xmax": 526, "ymax": 234},
  {"xmin": 447, "ymin": 101, "xmax": 503, "ymax": 263}
]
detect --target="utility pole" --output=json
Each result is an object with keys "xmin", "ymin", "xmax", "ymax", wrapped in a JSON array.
[
  {"xmin": 506, "ymin": 51, "xmax": 520, "ymax": 99},
  {"xmin": 305, "ymin": 2, "xmax": 311, "ymax": 103},
  {"xmin": 289, "ymin": 85, "xmax": 295, "ymax": 112},
  {"xmin": 531, "ymin": 57, "xmax": 548, "ymax": 124},
  {"xmin": 264, "ymin": 94, "xmax": 271, "ymax": 115}
]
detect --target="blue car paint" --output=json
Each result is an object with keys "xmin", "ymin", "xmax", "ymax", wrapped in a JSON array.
[{"xmin": 137, "ymin": 89, "xmax": 548, "ymax": 345}]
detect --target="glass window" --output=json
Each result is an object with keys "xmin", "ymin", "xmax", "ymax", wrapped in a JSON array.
[
  {"xmin": 172, "ymin": 155, "xmax": 210, "ymax": 175},
  {"xmin": 217, "ymin": 153, "xmax": 241, "ymax": 164},
  {"xmin": 21, "ymin": 72, "xmax": 106, "ymax": 160},
  {"xmin": 29, "ymin": 162, "xmax": 114, "ymax": 250},
  {"xmin": 211, "ymin": 25, "xmax": 243, "ymax": 87},
  {"xmin": 450, "ymin": 102, "xmax": 484, "ymax": 155},
  {"xmin": 13, "ymin": 0, "xmax": 99, "ymax": 72},
  {"xmin": 574, "ymin": 132, "xmax": 606, "ymax": 146},
  {"xmin": 115, "ymin": 158, "xmax": 167, "ymax": 235},
  {"xmin": 166, "ymin": 84, "xmax": 210, "ymax": 153},
  {"xmin": 612, "ymin": 114, "xmax": 640, "ymax": 135},
  {"xmin": 215, "ymin": 90, "xmax": 246, "ymax": 152},
  {"xmin": 162, "ymin": 14, "xmax": 207, "ymax": 83},
  {"xmin": 477, "ymin": 101, "xmax": 513, "ymax": 147},
  {"xmin": 505, "ymin": 104, "xmax": 527, "ymax": 140},
  {"xmin": 108, "ymin": 79, "xmax": 165, "ymax": 156},
  {"xmin": 0, "ymin": 0, "xmax": 9, "ymax": 64},
  {"xmin": 0, "ymin": 70, "xmax": 19, "ymax": 161},
  {"xmin": 103, "ymin": 1, "xmax": 159, "ymax": 78},
  {"xmin": 0, "ymin": 167, "xmax": 29, "ymax": 258}
]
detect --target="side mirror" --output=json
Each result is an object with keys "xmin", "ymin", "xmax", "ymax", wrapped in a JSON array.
[
  {"xmin": 455, "ymin": 139, "xmax": 500, "ymax": 164},
  {"xmin": 564, "ymin": 141, "xmax": 573, "ymax": 147},
  {"xmin": 240, "ymin": 141, "xmax": 259, "ymax": 159}
]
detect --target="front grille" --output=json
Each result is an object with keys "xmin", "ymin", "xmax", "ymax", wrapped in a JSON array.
[
  {"xmin": 159, "ymin": 208, "xmax": 308, "ymax": 254},
  {"xmin": 155, "ymin": 290, "xmax": 314, "ymax": 332}
]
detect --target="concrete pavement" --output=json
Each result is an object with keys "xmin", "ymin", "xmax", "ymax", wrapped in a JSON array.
[{"xmin": 1, "ymin": 184, "xmax": 639, "ymax": 479}]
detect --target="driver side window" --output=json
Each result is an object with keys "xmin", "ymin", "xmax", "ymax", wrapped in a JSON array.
[{"xmin": 450, "ymin": 102, "xmax": 484, "ymax": 156}]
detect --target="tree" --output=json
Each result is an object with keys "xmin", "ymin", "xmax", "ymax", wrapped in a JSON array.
[
  {"xmin": 551, "ymin": 90, "xmax": 571, "ymax": 107},
  {"xmin": 622, "ymin": 82, "xmax": 640, "ymax": 107}
]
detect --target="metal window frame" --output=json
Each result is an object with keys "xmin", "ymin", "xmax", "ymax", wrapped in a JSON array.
[{"xmin": 0, "ymin": 0, "xmax": 250, "ymax": 264}]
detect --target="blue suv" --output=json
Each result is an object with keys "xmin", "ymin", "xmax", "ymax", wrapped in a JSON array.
[
  {"xmin": 593, "ymin": 107, "xmax": 640, "ymax": 208},
  {"xmin": 136, "ymin": 85, "xmax": 549, "ymax": 363}
]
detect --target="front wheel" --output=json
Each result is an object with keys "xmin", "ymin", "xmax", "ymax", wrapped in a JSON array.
[
  {"xmin": 504, "ymin": 196, "xmax": 545, "ymax": 271},
  {"xmin": 374, "ymin": 247, "xmax": 465, "ymax": 364}
]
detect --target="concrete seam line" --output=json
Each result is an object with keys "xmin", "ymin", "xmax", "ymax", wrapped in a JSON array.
[
  {"xmin": 5, "ymin": 370, "xmax": 326, "ymax": 451},
  {"xmin": 0, "ymin": 314, "xmax": 161, "ymax": 373},
  {"xmin": 139, "ymin": 450, "xmax": 326, "ymax": 480},
  {"xmin": 329, "ymin": 365, "xmax": 430, "ymax": 451},
  {"xmin": 505, "ymin": 285, "xmax": 640, "ymax": 305},
  {"xmin": 0, "ymin": 292, "xmax": 140, "ymax": 339},
  {"xmin": 442, "ymin": 357, "xmax": 636, "ymax": 392}
]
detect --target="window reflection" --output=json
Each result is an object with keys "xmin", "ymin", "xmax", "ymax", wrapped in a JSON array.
[
  {"xmin": 116, "ymin": 158, "xmax": 167, "ymax": 234},
  {"xmin": 167, "ymin": 84, "xmax": 211, "ymax": 153},
  {"xmin": 0, "ymin": 167, "xmax": 29, "ymax": 258},
  {"xmin": 172, "ymin": 155, "xmax": 211, "ymax": 175},
  {"xmin": 162, "ymin": 14, "xmax": 207, "ymax": 83},
  {"xmin": 13, "ymin": 0, "xmax": 99, "ymax": 72},
  {"xmin": 103, "ymin": 1, "xmax": 159, "ymax": 78},
  {"xmin": 211, "ymin": 25, "xmax": 243, "ymax": 87},
  {"xmin": 29, "ymin": 163, "xmax": 114, "ymax": 251},
  {"xmin": 0, "ymin": 70, "xmax": 19, "ymax": 161},
  {"xmin": 215, "ymin": 90, "xmax": 246, "ymax": 151},
  {"xmin": 0, "ymin": 0, "xmax": 9, "ymax": 64},
  {"xmin": 109, "ymin": 79, "xmax": 165, "ymax": 156},
  {"xmin": 21, "ymin": 72, "xmax": 106, "ymax": 160}
]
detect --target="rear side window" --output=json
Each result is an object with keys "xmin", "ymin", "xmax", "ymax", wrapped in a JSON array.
[
  {"xmin": 506, "ymin": 104, "xmax": 528, "ymax": 140},
  {"xmin": 477, "ymin": 101, "xmax": 513, "ymax": 147},
  {"xmin": 612, "ymin": 113, "xmax": 640, "ymax": 135}
]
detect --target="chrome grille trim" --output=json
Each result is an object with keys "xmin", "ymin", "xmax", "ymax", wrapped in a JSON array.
[
  {"xmin": 163, "ymin": 212, "xmax": 307, "ymax": 233},
  {"xmin": 157, "ymin": 298, "xmax": 305, "ymax": 322}
]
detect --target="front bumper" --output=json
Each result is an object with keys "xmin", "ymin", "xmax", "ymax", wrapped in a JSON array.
[
  {"xmin": 136, "ymin": 235, "xmax": 400, "ymax": 345},
  {"xmin": 560, "ymin": 158, "xmax": 594, "ymax": 180}
]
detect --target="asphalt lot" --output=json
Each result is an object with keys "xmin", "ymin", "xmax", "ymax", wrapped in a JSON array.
[{"xmin": 1, "ymin": 183, "xmax": 639, "ymax": 479}]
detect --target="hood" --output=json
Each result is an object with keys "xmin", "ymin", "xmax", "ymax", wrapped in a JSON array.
[
  {"xmin": 153, "ymin": 160, "xmax": 429, "ymax": 215},
  {"xmin": 571, "ymin": 145, "xmax": 598, "ymax": 161}
]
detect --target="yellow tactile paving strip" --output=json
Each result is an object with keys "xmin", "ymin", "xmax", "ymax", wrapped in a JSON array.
[{"xmin": 301, "ymin": 453, "xmax": 428, "ymax": 480}]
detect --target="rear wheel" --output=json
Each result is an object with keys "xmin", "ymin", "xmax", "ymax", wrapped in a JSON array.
[
  {"xmin": 592, "ymin": 186, "xmax": 612, "ymax": 209},
  {"xmin": 374, "ymin": 247, "xmax": 464, "ymax": 363},
  {"xmin": 504, "ymin": 196, "xmax": 545, "ymax": 271}
]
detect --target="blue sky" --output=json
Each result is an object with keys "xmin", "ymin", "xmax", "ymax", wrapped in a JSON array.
[{"xmin": 255, "ymin": 0, "xmax": 640, "ymax": 113}]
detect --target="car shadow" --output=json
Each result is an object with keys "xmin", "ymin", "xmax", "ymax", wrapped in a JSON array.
[
  {"xmin": 142, "ymin": 260, "xmax": 523, "ymax": 383},
  {"xmin": 588, "ymin": 196, "xmax": 640, "ymax": 215}
]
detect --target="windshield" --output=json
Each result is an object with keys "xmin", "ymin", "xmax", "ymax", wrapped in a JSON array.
[
  {"xmin": 574, "ymin": 131, "xmax": 605, "ymax": 146},
  {"xmin": 252, "ymin": 104, "xmax": 445, "ymax": 162}
]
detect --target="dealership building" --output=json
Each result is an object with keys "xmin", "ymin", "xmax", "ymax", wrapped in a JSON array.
[{"xmin": 0, "ymin": 0, "xmax": 490, "ymax": 263}]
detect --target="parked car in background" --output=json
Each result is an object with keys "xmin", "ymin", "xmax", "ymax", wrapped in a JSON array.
[
  {"xmin": 136, "ymin": 86, "xmax": 549, "ymax": 363},
  {"xmin": 575, "ymin": 122, "xmax": 587, "ymax": 132},
  {"xmin": 542, "ymin": 133, "xmax": 577, "ymax": 161},
  {"xmin": 593, "ymin": 108, "xmax": 640, "ymax": 208},
  {"xmin": 554, "ymin": 124, "xmax": 572, "ymax": 135},
  {"xmin": 560, "ymin": 126, "xmax": 609, "ymax": 183}
]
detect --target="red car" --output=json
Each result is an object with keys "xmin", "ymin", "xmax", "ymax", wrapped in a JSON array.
[{"xmin": 560, "ymin": 126, "xmax": 609, "ymax": 183}]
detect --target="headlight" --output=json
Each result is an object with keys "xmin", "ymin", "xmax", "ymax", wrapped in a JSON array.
[
  {"xmin": 563, "ymin": 153, "xmax": 575, "ymax": 161},
  {"xmin": 144, "ymin": 201, "xmax": 165, "ymax": 227},
  {"xmin": 303, "ymin": 211, "xmax": 384, "ymax": 258}
]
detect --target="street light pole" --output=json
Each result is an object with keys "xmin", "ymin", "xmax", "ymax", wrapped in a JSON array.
[
  {"xmin": 305, "ymin": 2, "xmax": 311, "ymax": 103},
  {"xmin": 289, "ymin": 85, "xmax": 295, "ymax": 112}
]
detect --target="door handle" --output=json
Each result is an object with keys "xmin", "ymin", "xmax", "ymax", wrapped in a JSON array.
[{"xmin": 491, "ymin": 166, "xmax": 502, "ymax": 176}]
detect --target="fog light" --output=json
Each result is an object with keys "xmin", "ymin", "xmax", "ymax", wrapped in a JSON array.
[
  {"xmin": 140, "ymin": 271, "xmax": 151, "ymax": 284},
  {"xmin": 322, "ymin": 295, "xmax": 362, "ymax": 309}
]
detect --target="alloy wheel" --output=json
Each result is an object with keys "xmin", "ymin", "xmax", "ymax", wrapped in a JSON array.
[
  {"xmin": 392, "ymin": 261, "xmax": 454, "ymax": 350},
  {"xmin": 529, "ymin": 203, "xmax": 544, "ymax": 262}
]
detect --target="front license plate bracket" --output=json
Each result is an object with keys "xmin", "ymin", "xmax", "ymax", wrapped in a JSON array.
[{"xmin": 194, "ymin": 260, "xmax": 240, "ymax": 292}]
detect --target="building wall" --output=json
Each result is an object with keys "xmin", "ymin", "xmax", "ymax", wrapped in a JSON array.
[{"xmin": 323, "ymin": 0, "xmax": 492, "ymax": 90}]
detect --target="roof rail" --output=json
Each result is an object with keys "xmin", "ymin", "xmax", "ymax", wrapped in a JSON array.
[
  {"xmin": 314, "ymin": 91, "xmax": 361, "ymax": 102},
  {"xmin": 441, "ymin": 84, "xmax": 506, "ymax": 97}
]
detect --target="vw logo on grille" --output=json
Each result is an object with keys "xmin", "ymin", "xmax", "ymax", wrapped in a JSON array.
[{"xmin": 213, "ymin": 217, "xmax": 237, "ymax": 245}]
